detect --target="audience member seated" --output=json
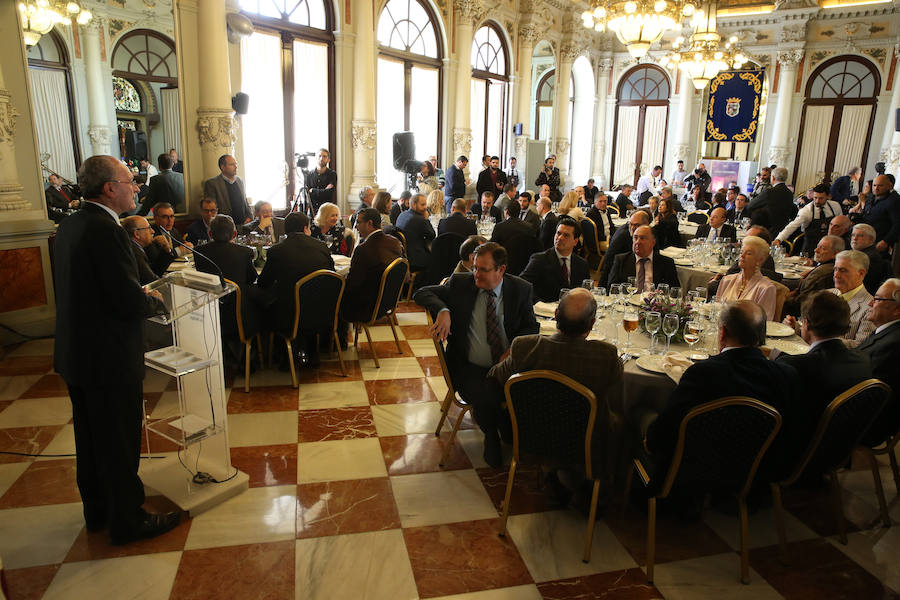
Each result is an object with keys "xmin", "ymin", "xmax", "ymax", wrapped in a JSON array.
[
  {"xmin": 122, "ymin": 216, "xmax": 158, "ymax": 285},
  {"xmin": 395, "ymin": 193, "xmax": 436, "ymax": 273},
  {"xmin": 242, "ymin": 200, "xmax": 285, "ymax": 241},
  {"xmin": 518, "ymin": 192, "xmax": 541, "ymax": 232},
  {"xmin": 490, "ymin": 202, "xmax": 540, "ymax": 275},
  {"xmin": 354, "ymin": 186, "xmax": 376, "ymax": 225},
  {"xmin": 558, "ymin": 190, "xmax": 584, "ymax": 222},
  {"xmin": 45, "ymin": 173, "xmax": 78, "ymax": 212},
  {"xmin": 860, "ymin": 175, "xmax": 900, "ymax": 254},
  {"xmin": 850, "ymin": 224, "xmax": 891, "ymax": 294},
  {"xmin": 426, "ymin": 189, "xmax": 445, "ymax": 219},
  {"xmin": 773, "ymin": 183, "xmax": 841, "ymax": 256},
  {"xmin": 646, "ymin": 195, "xmax": 660, "ymax": 217},
  {"xmin": 145, "ymin": 202, "xmax": 191, "ymax": 276},
  {"xmin": 185, "ymin": 197, "xmax": 218, "ymax": 246},
  {"xmin": 388, "ymin": 190, "xmax": 410, "ymax": 225},
  {"xmin": 857, "ymin": 278, "xmax": 900, "ymax": 446},
  {"xmin": 783, "ymin": 234, "xmax": 844, "ymax": 316},
  {"xmin": 732, "ymin": 193, "xmax": 750, "ymax": 224},
  {"xmin": 438, "ymin": 198, "xmax": 477, "ymax": 238},
  {"xmin": 651, "ymin": 197, "xmax": 682, "ymax": 249},
  {"xmin": 606, "ymin": 225, "xmax": 680, "ymax": 292},
  {"xmin": 689, "ymin": 185, "xmax": 711, "ymax": 211},
  {"xmin": 536, "ymin": 197, "xmax": 559, "ymax": 250},
  {"xmin": 614, "ymin": 184, "xmax": 635, "ymax": 214},
  {"xmin": 138, "ymin": 153, "xmax": 184, "ymax": 215},
  {"xmin": 454, "ymin": 235, "xmax": 488, "ymax": 274},
  {"xmin": 521, "ymin": 216, "xmax": 590, "ymax": 302},
  {"xmin": 470, "ymin": 191, "xmax": 503, "ymax": 222},
  {"xmin": 695, "ymin": 207, "xmax": 736, "ymax": 242},
  {"xmin": 414, "ymin": 242, "xmax": 539, "ymax": 467},
  {"xmin": 341, "ymin": 208, "xmax": 404, "ymax": 324},
  {"xmin": 829, "ymin": 250, "xmax": 875, "ymax": 344},
  {"xmin": 585, "ymin": 192, "xmax": 616, "ymax": 252},
  {"xmin": 716, "ymin": 236, "xmax": 777, "ymax": 320},
  {"xmin": 708, "ymin": 225, "xmax": 780, "ymax": 297},
  {"xmin": 497, "ymin": 183, "xmax": 518, "ymax": 212},
  {"xmin": 828, "ymin": 215, "xmax": 852, "ymax": 249},
  {"xmin": 599, "ymin": 211, "xmax": 651, "ymax": 287},
  {"xmin": 373, "ymin": 191, "xmax": 393, "ymax": 228},
  {"xmin": 310, "ymin": 202, "xmax": 352, "ymax": 256},
  {"xmin": 660, "ymin": 186, "xmax": 685, "ymax": 214}
]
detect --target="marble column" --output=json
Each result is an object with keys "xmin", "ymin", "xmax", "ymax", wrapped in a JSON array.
[
  {"xmin": 551, "ymin": 44, "xmax": 578, "ymax": 181},
  {"xmin": 452, "ymin": 0, "xmax": 481, "ymax": 178},
  {"xmin": 196, "ymin": 0, "xmax": 235, "ymax": 178},
  {"xmin": 513, "ymin": 23, "xmax": 539, "ymax": 169},
  {"xmin": 350, "ymin": 0, "xmax": 376, "ymax": 197},
  {"xmin": 671, "ymin": 71, "xmax": 695, "ymax": 168},
  {"xmin": 591, "ymin": 57, "xmax": 612, "ymax": 187},
  {"xmin": 0, "ymin": 63, "xmax": 27, "ymax": 212},
  {"xmin": 767, "ymin": 49, "xmax": 803, "ymax": 169},
  {"xmin": 82, "ymin": 20, "xmax": 113, "ymax": 156},
  {"xmin": 880, "ymin": 50, "xmax": 900, "ymax": 189}
]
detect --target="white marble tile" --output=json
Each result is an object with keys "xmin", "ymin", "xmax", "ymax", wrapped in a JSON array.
[
  {"xmin": 391, "ymin": 470, "xmax": 497, "ymax": 528},
  {"xmin": 407, "ymin": 338, "xmax": 438, "ymax": 357},
  {"xmin": 6, "ymin": 339, "xmax": 56, "ymax": 357},
  {"xmin": 233, "ymin": 368, "xmax": 295, "ymax": 388},
  {"xmin": 295, "ymin": 529, "xmax": 418, "ymax": 600},
  {"xmin": 357, "ymin": 325, "xmax": 406, "ymax": 342},
  {"xmin": 43, "ymin": 551, "xmax": 182, "ymax": 600},
  {"xmin": 839, "ymin": 466, "xmax": 900, "ymax": 520},
  {"xmin": 184, "ymin": 485, "xmax": 297, "ymax": 550},
  {"xmin": 0, "ymin": 375, "xmax": 43, "ymax": 401},
  {"xmin": 360, "ymin": 358, "xmax": 424, "ymax": 381},
  {"xmin": 0, "ymin": 396, "xmax": 73, "ymax": 428},
  {"xmin": 650, "ymin": 553, "xmax": 782, "ymax": 599},
  {"xmin": 299, "ymin": 380, "xmax": 369, "ymax": 410},
  {"xmin": 297, "ymin": 438, "xmax": 387, "ymax": 483},
  {"xmin": 703, "ymin": 506, "xmax": 818, "ymax": 551},
  {"xmin": 0, "ymin": 502, "xmax": 85, "ymax": 569},
  {"xmin": 148, "ymin": 390, "xmax": 181, "ymax": 420},
  {"xmin": 372, "ymin": 402, "xmax": 444, "ymax": 436},
  {"xmin": 227, "ymin": 410, "xmax": 298, "ymax": 447},
  {"xmin": 427, "ymin": 375, "xmax": 449, "ymax": 401},
  {"xmin": 396, "ymin": 312, "xmax": 428, "ymax": 326},
  {"xmin": 506, "ymin": 511, "xmax": 636, "ymax": 582},
  {"xmin": 430, "ymin": 585, "xmax": 543, "ymax": 600},
  {"xmin": 37, "ymin": 424, "xmax": 76, "ymax": 460},
  {"xmin": 831, "ymin": 527, "xmax": 900, "ymax": 594},
  {"xmin": 0, "ymin": 462, "xmax": 29, "ymax": 497}
]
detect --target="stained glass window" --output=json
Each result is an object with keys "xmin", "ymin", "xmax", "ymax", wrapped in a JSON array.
[
  {"xmin": 117, "ymin": 119, "xmax": 137, "ymax": 131},
  {"xmin": 112, "ymin": 76, "xmax": 141, "ymax": 113}
]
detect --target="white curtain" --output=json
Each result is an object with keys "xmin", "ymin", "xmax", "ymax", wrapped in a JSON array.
[
  {"xmin": 28, "ymin": 68, "xmax": 77, "ymax": 182},
  {"xmin": 160, "ymin": 87, "xmax": 181, "ymax": 157},
  {"xmin": 832, "ymin": 105, "xmax": 872, "ymax": 177},
  {"xmin": 538, "ymin": 106, "xmax": 553, "ymax": 141},
  {"xmin": 614, "ymin": 105, "xmax": 639, "ymax": 186},
  {"xmin": 795, "ymin": 106, "xmax": 834, "ymax": 194},
  {"xmin": 641, "ymin": 105, "xmax": 667, "ymax": 173}
]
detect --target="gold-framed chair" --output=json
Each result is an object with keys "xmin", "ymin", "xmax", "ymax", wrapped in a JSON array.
[
  {"xmin": 633, "ymin": 397, "xmax": 782, "ymax": 584},
  {"xmin": 427, "ymin": 312, "xmax": 472, "ymax": 467},
  {"xmin": 224, "ymin": 278, "xmax": 264, "ymax": 393},
  {"xmin": 686, "ymin": 211, "xmax": 709, "ymax": 225},
  {"xmin": 771, "ymin": 280, "xmax": 789, "ymax": 321},
  {"xmin": 350, "ymin": 257, "xmax": 409, "ymax": 368},
  {"xmin": 390, "ymin": 229, "xmax": 421, "ymax": 303},
  {"xmin": 497, "ymin": 370, "xmax": 609, "ymax": 563},
  {"xmin": 274, "ymin": 270, "xmax": 347, "ymax": 388},
  {"xmin": 782, "ymin": 239, "xmax": 794, "ymax": 256},
  {"xmin": 789, "ymin": 233, "xmax": 804, "ymax": 256},
  {"xmin": 857, "ymin": 425, "xmax": 900, "ymax": 524},
  {"xmin": 771, "ymin": 379, "xmax": 891, "ymax": 554},
  {"xmin": 607, "ymin": 204, "xmax": 620, "ymax": 217}
]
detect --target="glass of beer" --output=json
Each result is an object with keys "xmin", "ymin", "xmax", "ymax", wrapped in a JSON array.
[{"xmin": 623, "ymin": 309, "xmax": 639, "ymax": 353}]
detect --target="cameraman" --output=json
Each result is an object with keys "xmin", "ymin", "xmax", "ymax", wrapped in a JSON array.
[
  {"xmin": 306, "ymin": 148, "xmax": 336, "ymax": 214},
  {"xmin": 683, "ymin": 162, "xmax": 711, "ymax": 196}
]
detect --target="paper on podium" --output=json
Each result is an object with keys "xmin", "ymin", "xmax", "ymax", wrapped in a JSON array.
[{"xmin": 169, "ymin": 414, "xmax": 214, "ymax": 436}]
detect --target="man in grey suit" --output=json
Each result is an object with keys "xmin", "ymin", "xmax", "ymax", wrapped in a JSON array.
[
  {"xmin": 203, "ymin": 154, "xmax": 252, "ymax": 225},
  {"xmin": 137, "ymin": 154, "xmax": 184, "ymax": 215}
]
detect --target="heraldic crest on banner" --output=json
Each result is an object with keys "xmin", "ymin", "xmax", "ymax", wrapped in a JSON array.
[{"xmin": 705, "ymin": 70, "xmax": 765, "ymax": 142}]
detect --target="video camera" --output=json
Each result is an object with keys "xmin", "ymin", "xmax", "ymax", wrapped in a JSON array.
[{"xmin": 295, "ymin": 152, "xmax": 316, "ymax": 169}]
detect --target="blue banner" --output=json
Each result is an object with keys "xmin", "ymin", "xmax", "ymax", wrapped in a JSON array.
[{"xmin": 704, "ymin": 70, "xmax": 765, "ymax": 143}]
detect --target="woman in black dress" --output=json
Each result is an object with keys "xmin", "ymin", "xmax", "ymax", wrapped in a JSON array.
[{"xmin": 652, "ymin": 197, "xmax": 683, "ymax": 249}]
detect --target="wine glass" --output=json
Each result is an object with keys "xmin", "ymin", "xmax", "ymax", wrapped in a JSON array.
[
  {"xmin": 662, "ymin": 313, "xmax": 679, "ymax": 354},
  {"xmin": 695, "ymin": 287, "xmax": 708, "ymax": 303},
  {"xmin": 684, "ymin": 320, "xmax": 702, "ymax": 359},
  {"xmin": 591, "ymin": 287, "xmax": 607, "ymax": 318},
  {"xmin": 645, "ymin": 311, "xmax": 661, "ymax": 354},
  {"xmin": 623, "ymin": 309, "xmax": 639, "ymax": 354},
  {"xmin": 657, "ymin": 283, "xmax": 669, "ymax": 298},
  {"xmin": 669, "ymin": 286, "xmax": 682, "ymax": 301},
  {"xmin": 609, "ymin": 284, "xmax": 622, "ymax": 312},
  {"xmin": 626, "ymin": 276, "xmax": 637, "ymax": 297},
  {"xmin": 582, "ymin": 278, "xmax": 594, "ymax": 290}
]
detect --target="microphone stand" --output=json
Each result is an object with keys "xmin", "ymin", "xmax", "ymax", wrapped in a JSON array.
[{"xmin": 166, "ymin": 230, "xmax": 227, "ymax": 291}]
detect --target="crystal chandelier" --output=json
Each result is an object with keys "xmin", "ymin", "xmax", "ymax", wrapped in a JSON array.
[
  {"xmin": 658, "ymin": 1, "xmax": 747, "ymax": 89},
  {"xmin": 18, "ymin": 0, "xmax": 92, "ymax": 47},
  {"xmin": 581, "ymin": 0, "xmax": 699, "ymax": 59}
]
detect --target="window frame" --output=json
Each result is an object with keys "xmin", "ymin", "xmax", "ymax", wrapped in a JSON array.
[{"xmin": 470, "ymin": 22, "xmax": 509, "ymax": 160}]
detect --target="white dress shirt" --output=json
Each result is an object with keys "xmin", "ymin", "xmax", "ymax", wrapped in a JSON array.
[
  {"xmin": 636, "ymin": 175, "xmax": 658, "ymax": 196},
  {"xmin": 634, "ymin": 253, "xmax": 653, "ymax": 291},
  {"xmin": 775, "ymin": 200, "xmax": 842, "ymax": 242}
]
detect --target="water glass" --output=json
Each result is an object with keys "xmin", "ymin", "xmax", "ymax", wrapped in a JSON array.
[
  {"xmin": 591, "ymin": 287, "xmax": 607, "ymax": 317},
  {"xmin": 626, "ymin": 276, "xmax": 637, "ymax": 297},
  {"xmin": 657, "ymin": 283, "xmax": 669, "ymax": 297},
  {"xmin": 609, "ymin": 284, "xmax": 622, "ymax": 311},
  {"xmin": 559, "ymin": 288, "xmax": 570, "ymax": 302},
  {"xmin": 582, "ymin": 278, "xmax": 593, "ymax": 290},
  {"xmin": 695, "ymin": 287, "xmax": 708, "ymax": 303},
  {"xmin": 669, "ymin": 286, "xmax": 682, "ymax": 301},
  {"xmin": 662, "ymin": 313, "xmax": 679, "ymax": 353},
  {"xmin": 645, "ymin": 311, "xmax": 661, "ymax": 354},
  {"xmin": 687, "ymin": 290, "xmax": 699, "ymax": 305}
]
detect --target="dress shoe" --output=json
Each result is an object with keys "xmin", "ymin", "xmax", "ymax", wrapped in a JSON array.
[{"xmin": 110, "ymin": 510, "xmax": 181, "ymax": 546}]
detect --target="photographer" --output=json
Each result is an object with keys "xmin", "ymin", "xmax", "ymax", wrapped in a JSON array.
[
  {"xmin": 305, "ymin": 148, "xmax": 337, "ymax": 214},
  {"xmin": 535, "ymin": 156, "xmax": 561, "ymax": 203},
  {"xmin": 683, "ymin": 163, "xmax": 711, "ymax": 196}
]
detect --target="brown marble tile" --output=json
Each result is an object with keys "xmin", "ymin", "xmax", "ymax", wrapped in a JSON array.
[
  {"xmin": 0, "ymin": 247, "xmax": 47, "ymax": 312},
  {"xmin": 404, "ymin": 518, "xmax": 533, "ymax": 598},
  {"xmin": 140, "ymin": 428, "xmax": 182, "ymax": 453},
  {"xmin": 606, "ymin": 505, "xmax": 732, "ymax": 565},
  {"xmin": 169, "ymin": 540, "xmax": 295, "ymax": 600},
  {"xmin": 0, "ymin": 425, "xmax": 62, "ymax": 464},
  {"xmin": 298, "ymin": 406, "xmax": 376, "ymax": 442},
  {"xmin": 18, "ymin": 373, "xmax": 68, "ymax": 399},
  {"xmin": 296, "ymin": 477, "xmax": 400, "ymax": 539},
  {"xmin": 0, "ymin": 356, "xmax": 54, "ymax": 376},
  {"xmin": 227, "ymin": 386, "xmax": 299, "ymax": 414},
  {"xmin": 400, "ymin": 324, "xmax": 434, "ymax": 339},
  {"xmin": 380, "ymin": 433, "xmax": 472, "ymax": 475},
  {"xmin": 230, "ymin": 444, "xmax": 297, "ymax": 487},
  {"xmin": 749, "ymin": 538, "xmax": 900, "ymax": 599},
  {"xmin": 366, "ymin": 378, "xmax": 438, "ymax": 405},
  {"xmin": 447, "ymin": 403, "xmax": 478, "ymax": 430},
  {"xmin": 0, "ymin": 458, "xmax": 80, "ymax": 508},
  {"xmin": 296, "ymin": 360, "xmax": 363, "ymax": 383},
  {"xmin": 537, "ymin": 568, "xmax": 664, "ymax": 599},
  {"xmin": 0, "ymin": 399, "xmax": 11, "ymax": 414},
  {"xmin": 476, "ymin": 465, "xmax": 568, "ymax": 515},
  {"xmin": 2, "ymin": 564, "xmax": 61, "ymax": 600},
  {"xmin": 782, "ymin": 484, "xmax": 878, "ymax": 537},
  {"xmin": 417, "ymin": 356, "xmax": 444, "ymax": 377},
  {"xmin": 63, "ymin": 516, "xmax": 191, "ymax": 562}
]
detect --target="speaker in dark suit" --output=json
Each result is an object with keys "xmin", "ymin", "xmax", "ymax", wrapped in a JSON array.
[
  {"xmin": 490, "ymin": 203, "xmax": 540, "ymax": 275},
  {"xmin": 746, "ymin": 181, "xmax": 797, "ymax": 238},
  {"xmin": 438, "ymin": 211, "xmax": 477, "ymax": 238},
  {"xmin": 520, "ymin": 247, "xmax": 590, "ymax": 303}
]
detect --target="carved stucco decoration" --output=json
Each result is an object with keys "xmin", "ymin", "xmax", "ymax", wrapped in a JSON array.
[
  {"xmin": 88, "ymin": 125, "xmax": 113, "ymax": 146},
  {"xmin": 108, "ymin": 18, "xmax": 136, "ymax": 39},
  {"xmin": 780, "ymin": 24, "xmax": 806, "ymax": 44},
  {"xmin": 598, "ymin": 57, "xmax": 613, "ymax": 73},
  {"xmin": 560, "ymin": 42, "xmax": 583, "ymax": 63},
  {"xmin": 863, "ymin": 47, "xmax": 888, "ymax": 67},
  {"xmin": 809, "ymin": 50, "xmax": 834, "ymax": 66},
  {"xmin": 777, "ymin": 49, "xmax": 804, "ymax": 68},
  {"xmin": 453, "ymin": 129, "xmax": 473, "ymax": 155},
  {"xmin": 773, "ymin": 0, "xmax": 818, "ymax": 8},
  {"xmin": 351, "ymin": 121, "xmax": 376, "ymax": 151},
  {"xmin": 672, "ymin": 144, "xmax": 692, "ymax": 163},
  {"xmin": 515, "ymin": 135, "xmax": 528, "ymax": 155},
  {"xmin": 0, "ymin": 90, "xmax": 20, "ymax": 145},
  {"xmin": 454, "ymin": 0, "xmax": 485, "ymax": 24},
  {"xmin": 197, "ymin": 109, "xmax": 236, "ymax": 149},
  {"xmin": 768, "ymin": 146, "xmax": 791, "ymax": 167},
  {"xmin": 519, "ymin": 23, "xmax": 541, "ymax": 44}
]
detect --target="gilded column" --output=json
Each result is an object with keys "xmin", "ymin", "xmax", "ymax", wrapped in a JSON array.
[
  {"xmin": 551, "ymin": 43, "xmax": 578, "ymax": 181},
  {"xmin": 591, "ymin": 57, "xmax": 612, "ymax": 186},
  {"xmin": 350, "ymin": 0, "xmax": 376, "ymax": 197},
  {"xmin": 767, "ymin": 49, "xmax": 803, "ymax": 168},
  {"xmin": 671, "ymin": 70, "xmax": 695, "ymax": 167},
  {"xmin": 196, "ymin": 0, "xmax": 235, "ymax": 178},
  {"xmin": 82, "ymin": 19, "xmax": 113, "ymax": 156},
  {"xmin": 514, "ymin": 23, "xmax": 539, "ymax": 168},
  {"xmin": 452, "ymin": 0, "xmax": 482, "ymax": 177}
]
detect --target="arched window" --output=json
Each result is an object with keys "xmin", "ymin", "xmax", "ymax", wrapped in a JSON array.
[
  {"xmin": 611, "ymin": 65, "xmax": 670, "ymax": 187},
  {"xmin": 470, "ymin": 23, "xmax": 509, "ymax": 161},
  {"xmin": 239, "ymin": 0, "xmax": 335, "ymax": 210},
  {"xmin": 377, "ymin": 0, "xmax": 442, "ymax": 193},
  {"xmin": 27, "ymin": 30, "xmax": 80, "ymax": 181},
  {"xmin": 111, "ymin": 30, "xmax": 177, "ymax": 82},
  {"xmin": 533, "ymin": 69, "xmax": 574, "ymax": 142},
  {"xmin": 113, "ymin": 76, "xmax": 142, "ymax": 113},
  {"xmin": 794, "ymin": 56, "xmax": 880, "ymax": 192}
]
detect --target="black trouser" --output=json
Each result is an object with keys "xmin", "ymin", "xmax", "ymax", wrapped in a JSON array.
[
  {"xmin": 449, "ymin": 361, "xmax": 507, "ymax": 439},
  {"xmin": 68, "ymin": 381, "xmax": 145, "ymax": 535}
]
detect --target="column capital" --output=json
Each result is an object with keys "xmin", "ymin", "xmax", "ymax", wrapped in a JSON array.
[
  {"xmin": 454, "ymin": 0, "xmax": 484, "ymax": 25},
  {"xmin": 776, "ymin": 49, "xmax": 804, "ymax": 68},
  {"xmin": 351, "ymin": 120, "xmax": 377, "ymax": 151},
  {"xmin": 196, "ymin": 107, "xmax": 236, "ymax": 150},
  {"xmin": 519, "ymin": 23, "xmax": 541, "ymax": 44},
  {"xmin": 559, "ymin": 42, "xmax": 583, "ymax": 64},
  {"xmin": 597, "ymin": 58, "xmax": 613, "ymax": 74},
  {"xmin": 80, "ymin": 16, "xmax": 107, "ymax": 36},
  {"xmin": 767, "ymin": 145, "xmax": 792, "ymax": 167},
  {"xmin": 87, "ymin": 125, "xmax": 113, "ymax": 147},
  {"xmin": 452, "ymin": 128, "xmax": 473, "ymax": 157},
  {"xmin": 672, "ymin": 143, "xmax": 692, "ymax": 164}
]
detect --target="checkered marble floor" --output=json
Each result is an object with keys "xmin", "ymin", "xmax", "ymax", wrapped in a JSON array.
[{"xmin": 1, "ymin": 304, "xmax": 899, "ymax": 599}]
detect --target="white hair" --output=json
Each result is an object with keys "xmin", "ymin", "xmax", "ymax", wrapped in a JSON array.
[
  {"xmin": 835, "ymin": 250, "xmax": 869, "ymax": 273},
  {"xmin": 771, "ymin": 167, "xmax": 788, "ymax": 183},
  {"xmin": 852, "ymin": 223, "xmax": 876, "ymax": 240}
]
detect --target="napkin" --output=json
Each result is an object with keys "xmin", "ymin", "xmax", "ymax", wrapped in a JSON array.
[
  {"xmin": 534, "ymin": 301, "xmax": 558, "ymax": 317},
  {"xmin": 661, "ymin": 352, "xmax": 693, "ymax": 384}
]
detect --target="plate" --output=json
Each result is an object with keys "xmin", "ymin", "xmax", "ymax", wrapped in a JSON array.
[
  {"xmin": 768, "ymin": 338, "xmax": 809, "ymax": 355},
  {"xmin": 534, "ymin": 301, "xmax": 557, "ymax": 318},
  {"xmin": 766, "ymin": 321, "xmax": 795, "ymax": 337},
  {"xmin": 627, "ymin": 294, "xmax": 646, "ymax": 306},
  {"xmin": 635, "ymin": 354, "xmax": 668, "ymax": 374},
  {"xmin": 674, "ymin": 258, "xmax": 694, "ymax": 266}
]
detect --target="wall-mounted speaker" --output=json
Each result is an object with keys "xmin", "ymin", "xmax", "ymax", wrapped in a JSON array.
[
  {"xmin": 232, "ymin": 93, "xmax": 250, "ymax": 115},
  {"xmin": 124, "ymin": 130, "xmax": 147, "ymax": 162}
]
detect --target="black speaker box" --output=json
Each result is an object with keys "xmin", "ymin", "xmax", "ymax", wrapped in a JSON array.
[
  {"xmin": 125, "ymin": 130, "xmax": 147, "ymax": 162},
  {"xmin": 393, "ymin": 131, "xmax": 415, "ymax": 170},
  {"xmin": 895, "ymin": 107, "xmax": 900, "ymax": 132},
  {"xmin": 232, "ymin": 92, "xmax": 250, "ymax": 115}
]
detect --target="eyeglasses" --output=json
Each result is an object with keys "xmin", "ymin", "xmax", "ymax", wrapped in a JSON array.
[
  {"xmin": 872, "ymin": 296, "xmax": 897, "ymax": 303},
  {"xmin": 136, "ymin": 226, "xmax": 153, "ymax": 231},
  {"xmin": 200, "ymin": 208, "xmax": 218, "ymax": 214},
  {"xmin": 108, "ymin": 179, "xmax": 137, "ymax": 186}
]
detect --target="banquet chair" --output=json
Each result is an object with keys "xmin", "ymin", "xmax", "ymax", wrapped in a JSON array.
[
  {"xmin": 771, "ymin": 379, "xmax": 890, "ymax": 559},
  {"xmin": 789, "ymin": 233, "xmax": 804, "ymax": 256},
  {"xmin": 686, "ymin": 211, "xmax": 709, "ymax": 225},
  {"xmin": 497, "ymin": 370, "xmax": 611, "ymax": 563},
  {"xmin": 388, "ymin": 229, "xmax": 421, "ymax": 303},
  {"xmin": 224, "ymin": 278, "xmax": 264, "ymax": 393},
  {"xmin": 857, "ymin": 422, "xmax": 900, "ymax": 509},
  {"xmin": 427, "ymin": 311, "xmax": 472, "ymax": 467},
  {"xmin": 607, "ymin": 204, "xmax": 619, "ymax": 217},
  {"xmin": 424, "ymin": 232, "xmax": 465, "ymax": 286},
  {"xmin": 771, "ymin": 280, "xmax": 789, "ymax": 321},
  {"xmin": 580, "ymin": 217, "xmax": 604, "ymax": 273},
  {"xmin": 275, "ymin": 270, "xmax": 346, "ymax": 388},
  {"xmin": 350, "ymin": 257, "xmax": 409, "ymax": 368},
  {"xmin": 633, "ymin": 397, "xmax": 782, "ymax": 584}
]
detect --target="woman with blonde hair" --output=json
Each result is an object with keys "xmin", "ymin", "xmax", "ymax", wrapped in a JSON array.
[
  {"xmin": 426, "ymin": 189, "xmax": 445, "ymax": 218},
  {"xmin": 716, "ymin": 235, "xmax": 777, "ymax": 319},
  {"xmin": 373, "ymin": 191, "xmax": 393, "ymax": 227},
  {"xmin": 311, "ymin": 202, "xmax": 352, "ymax": 255}
]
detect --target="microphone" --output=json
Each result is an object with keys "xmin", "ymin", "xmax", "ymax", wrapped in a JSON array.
[{"xmin": 167, "ymin": 231, "xmax": 226, "ymax": 291}]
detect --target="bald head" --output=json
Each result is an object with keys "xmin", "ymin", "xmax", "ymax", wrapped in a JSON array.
[
  {"xmin": 719, "ymin": 300, "xmax": 767, "ymax": 348},
  {"xmin": 873, "ymin": 175, "xmax": 893, "ymax": 197},
  {"xmin": 829, "ymin": 215, "xmax": 851, "ymax": 238},
  {"xmin": 709, "ymin": 207, "xmax": 727, "ymax": 228},
  {"xmin": 556, "ymin": 288, "xmax": 597, "ymax": 337}
]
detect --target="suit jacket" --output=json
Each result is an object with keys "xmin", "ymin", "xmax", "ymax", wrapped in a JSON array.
[
  {"xmin": 444, "ymin": 164, "xmax": 466, "ymax": 205},
  {"xmin": 389, "ymin": 202, "xmax": 407, "ymax": 225},
  {"xmin": 585, "ymin": 208, "xmax": 616, "ymax": 242},
  {"xmin": 242, "ymin": 216, "xmax": 285, "ymax": 240},
  {"xmin": 475, "ymin": 168, "xmax": 507, "ymax": 199},
  {"xmin": 395, "ymin": 210, "xmax": 436, "ymax": 270},
  {"xmin": 438, "ymin": 212, "xmax": 477, "ymax": 238},
  {"xmin": 144, "ymin": 225, "xmax": 183, "ymax": 276},
  {"xmin": 606, "ymin": 251, "xmax": 680, "ymax": 289},
  {"xmin": 413, "ymin": 272, "xmax": 539, "ymax": 368},
  {"xmin": 538, "ymin": 211, "xmax": 559, "ymax": 250},
  {"xmin": 520, "ymin": 248, "xmax": 590, "ymax": 303},
  {"xmin": 341, "ymin": 230, "xmax": 404, "ymax": 322},
  {"xmin": 615, "ymin": 193, "xmax": 634, "ymax": 214},
  {"xmin": 203, "ymin": 174, "xmax": 252, "ymax": 224},
  {"xmin": 130, "ymin": 240, "xmax": 158, "ymax": 285},
  {"xmin": 789, "ymin": 260, "xmax": 836, "ymax": 312},
  {"xmin": 194, "ymin": 240, "xmax": 260, "ymax": 336},
  {"xmin": 746, "ymin": 183, "xmax": 797, "ymax": 237},
  {"xmin": 185, "ymin": 219, "xmax": 211, "ymax": 246},
  {"xmin": 860, "ymin": 245, "xmax": 891, "ymax": 295},
  {"xmin": 490, "ymin": 218, "xmax": 541, "ymax": 275},
  {"xmin": 53, "ymin": 203, "xmax": 160, "ymax": 386},
  {"xmin": 695, "ymin": 223, "xmax": 737, "ymax": 242},
  {"xmin": 521, "ymin": 209, "xmax": 541, "ymax": 233},
  {"xmin": 831, "ymin": 287, "xmax": 876, "ymax": 344},
  {"xmin": 830, "ymin": 175, "xmax": 855, "ymax": 204},
  {"xmin": 861, "ymin": 190, "xmax": 900, "ymax": 246},
  {"xmin": 470, "ymin": 203, "xmax": 503, "ymax": 222},
  {"xmin": 857, "ymin": 321, "xmax": 900, "ymax": 445},
  {"xmin": 600, "ymin": 227, "xmax": 633, "ymax": 287},
  {"xmin": 257, "ymin": 233, "xmax": 334, "ymax": 333},
  {"xmin": 138, "ymin": 170, "xmax": 184, "ymax": 215}
]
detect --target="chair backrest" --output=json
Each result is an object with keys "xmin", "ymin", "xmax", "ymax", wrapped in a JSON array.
[
  {"xmin": 388, "ymin": 228, "xmax": 407, "ymax": 253},
  {"xmin": 783, "ymin": 379, "xmax": 890, "ymax": 485},
  {"xmin": 426, "ymin": 312, "xmax": 456, "ymax": 394},
  {"xmin": 504, "ymin": 370, "xmax": 600, "ymax": 478},
  {"xmin": 223, "ymin": 278, "xmax": 248, "ymax": 342},
  {"xmin": 581, "ymin": 216, "xmax": 602, "ymax": 257},
  {"xmin": 367, "ymin": 257, "xmax": 410, "ymax": 323},
  {"xmin": 290, "ymin": 269, "xmax": 346, "ymax": 339},
  {"xmin": 687, "ymin": 211, "xmax": 709, "ymax": 225},
  {"xmin": 425, "ymin": 232, "xmax": 465, "ymax": 285},
  {"xmin": 659, "ymin": 397, "xmax": 782, "ymax": 498},
  {"xmin": 607, "ymin": 204, "xmax": 619, "ymax": 217},
  {"xmin": 789, "ymin": 232, "xmax": 804, "ymax": 256},
  {"xmin": 771, "ymin": 280, "xmax": 789, "ymax": 321}
]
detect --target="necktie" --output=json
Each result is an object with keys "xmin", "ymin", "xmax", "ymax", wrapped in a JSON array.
[
  {"xmin": 637, "ymin": 258, "xmax": 648, "ymax": 292},
  {"xmin": 818, "ymin": 206, "xmax": 824, "ymax": 221},
  {"xmin": 485, "ymin": 290, "xmax": 504, "ymax": 364},
  {"xmin": 59, "ymin": 187, "xmax": 69, "ymax": 201},
  {"xmin": 561, "ymin": 257, "xmax": 569, "ymax": 286}
]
